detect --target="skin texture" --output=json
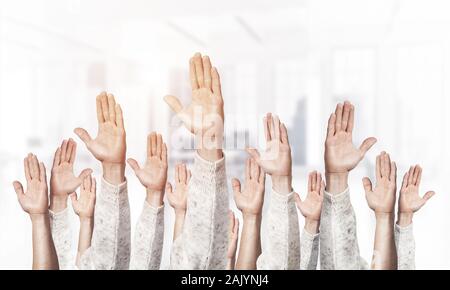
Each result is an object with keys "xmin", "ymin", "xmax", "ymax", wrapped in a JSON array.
[
  {"xmin": 226, "ymin": 211, "xmax": 239, "ymax": 270},
  {"xmin": 166, "ymin": 164, "xmax": 191, "ymax": 241},
  {"xmin": 70, "ymin": 175, "xmax": 96, "ymax": 268},
  {"xmin": 165, "ymin": 53, "xmax": 224, "ymax": 161},
  {"xmin": 74, "ymin": 92, "xmax": 126, "ymax": 185},
  {"xmin": 397, "ymin": 165, "xmax": 435, "ymax": 227},
  {"xmin": 294, "ymin": 171, "xmax": 325, "ymax": 235},
  {"xmin": 127, "ymin": 132, "xmax": 168, "ymax": 207},
  {"xmin": 246, "ymin": 113, "xmax": 292, "ymax": 194},
  {"xmin": 49, "ymin": 139, "xmax": 92, "ymax": 213},
  {"xmin": 363, "ymin": 152, "xmax": 397, "ymax": 270},
  {"xmin": 325, "ymin": 101, "xmax": 377, "ymax": 194},
  {"xmin": 232, "ymin": 158, "xmax": 265, "ymax": 270},
  {"xmin": 13, "ymin": 154, "xmax": 59, "ymax": 270}
]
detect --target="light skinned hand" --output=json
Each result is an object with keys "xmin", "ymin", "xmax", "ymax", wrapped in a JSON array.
[
  {"xmin": 70, "ymin": 175, "xmax": 96, "ymax": 219},
  {"xmin": 294, "ymin": 171, "xmax": 325, "ymax": 222},
  {"xmin": 74, "ymin": 92, "xmax": 126, "ymax": 165},
  {"xmin": 363, "ymin": 152, "xmax": 397, "ymax": 214},
  {"xmin": 164, "ymin": 53, "xmax": 224, "ymax": 145},
  {"xmin": 50, "ymin": 138, "xmax": 92, "ymax": 197},
  {"xmin": 246, "ymin": 113, "xmax": 292, "ymax": 177},
  {"xmin": 127, "ymin": 132, "xmax": 168, "ymax": 192},
  {"xmin": 232, "ymin": 158, "xmax": 266, "ymax": 217},
  {"xmin": 166, "ymin": 163, "xmax": 191, "ymax": 214},
  {"xmin": 325, "ymin": 101, "xmax": 377, "ymax": 173},
  {"xmin": 13, "ymin": 154, "xmax": 49, "ymax": 216},
  {"xmin": 398, "ymin": 165, "xmax": 435, "ymax": 214},
  {"xmin": 227, "ymin": 211, "xmax": 239, "ymax": 260}
]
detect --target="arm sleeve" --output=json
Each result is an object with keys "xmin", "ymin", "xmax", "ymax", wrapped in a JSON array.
[
  {"xmin": 300, "ymin": 229, "xmax": 320, "ymax": 270},
  {"xmin": 257, "ymin": 190, "xmax": 300, "ymax": 270},
  {"xmin": 169, "ymin": 153, "xmax": 229, "ymax": 270},
  {"xmin": 395, "ymin": 223, "xmax": 415, "ymax": 270},
  {"xmin": 319, "ymin": 188, "xmax": 368, "ymax": 270},
  {"xmin": 129, "ymin": 202, "xmax": 165, "ymax": 270},
  {"xmin": 78, "ymin": 178, "xmax": 131, "ymax": 270},
  {"xmin": 49, "ymin": 208, "xmax": 74, "ymax": 270}
]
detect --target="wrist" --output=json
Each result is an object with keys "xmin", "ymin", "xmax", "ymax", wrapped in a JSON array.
[
  {"xmin": 272, "ymin": 175, "xmax": 293, "ymax": 194},
  {"xmin": 175, "ymin": 209, "xmax": 186, "ymax": 218},
  {"xmin": 29, "ymin": 212, "xmax": 49, "ymax": 223},
  {"xmin": 397, "ymin": 212, "xmax": 413, "ymax": 227},
  {"xmin": 196, "ymin": 133, "xmax": 223, "ymax": 162},
  {"xmin": 146, "ymin": 188, "xmax": 164, "ymax": 207},
  {"xmin": 79, "ymin": 216, "xmax": 94, "ymax": 225},
  {"xmin": 242, "ymin": 213, "xmax": 262, "ymax": 224},
  {"xmin": 49, "ymin": 195, "xmax": 68, "ymax": 213},
  {"xmin": 325, "ymin": 172, "xmax": 348, "ymax": 194},
  {"xmin": 375, "ymin": 211, "xmax": 395, "ymax": 222},
  {"xmin": 102, "ymin": 162, "xmax": 125, "ymax": 185},
  {"xmin": 304, "ymin": 218, "xmax": 320, "ymax": 235}
]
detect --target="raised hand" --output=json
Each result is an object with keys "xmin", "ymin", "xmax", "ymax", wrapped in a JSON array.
[
  {"xmin": 226, "ymin": 211, "xmax": 240, "ymax": 270},
  {"xmin": 246, "ymin": 113, "xmax": 292, "ymax": 194},
  {"xmin": 295, "ymin": 171, "xmax": 325, "ymax": 222},
  {"xmin": 74, "ymin": 92, "xmax": 126, "ymax": 184},
  {"xmin": 13, "ymin": 154, "xmax": 49, "ymax": 216},
  {"xmin": 363, "ymin": 152, "xmax": 397, "ymax": 214},
  {"xmin": 397, "ymin": 165, "xmax": 435, "ymax": 226},
  {"xmin": 128, "ymin": 132, "xmax": 168, "ymax": 207},
  {"xmin": 325, "ymin": 101, "xmax": 377, "ymax": 174},
  {"xmin": 70, "ymin": 175, "xmax": 96, "ymax": 219},
  {"xmin": 50, "ymin": 139, "xmax": 92, "ymax": 211},
  {"xmin": 164, "ymin": 53, "xmax": 224, "ymax": 138},
  {"xmin": 166, "ymin": 163, "xmax": 191, "ymax": 214},
  {"xmin": 232, "ymin": 158, "xmax": 266, "ymax": 217}
]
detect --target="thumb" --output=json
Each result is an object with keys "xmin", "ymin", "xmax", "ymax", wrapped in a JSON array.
[
  {"xmin": 422, "ymin": 191, "xmax": 435, "ymax": 202},
  {"xmin": 245, "ymin": 148, "xmax": 261, "ymax": 163},
  {"xmin": 78, "ymin": 168, "xmax": 93, "ymax": 181},
  {"xmin": 13, "ymin": 181, "xmax": 24, "ymax": 197},
  {"xmin": 359, "ymin": 137, "xmax": 377, "ymax": 157},
  {"xmin": 166, "ymin": 182, "xmax": 173, "ymax": 195},
  {"xmin": 362, "ymin": 177, "xmax": 373, "ymax": 193},
  {"xmin": 74, "ymin": 128, "xmax": 92, "ymax": 145},
  {"xmin": 69, "ymin": 192, "xmax": 78, "ymax": 205},
  {"xmin": 294, "ymin": 192, "xmax": 302, "ymax": 209},
  {"xmin": 164, "ymin": 95, "xmax": 184, "ymax": 114},
  {"xmin": 127, "ymin": 158, "xmax": 141, "ymax": 173},
  {"xmin": 231, "ymin": 178, "xmax": 241, "ymax": 195}
]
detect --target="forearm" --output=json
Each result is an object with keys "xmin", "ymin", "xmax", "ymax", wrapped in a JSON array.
[
  {"xmin": 173, "ymin": 211, "xmax": 186, "ymax": 242},
  {"xmin": 31, "ymin": 214, "xmax": 59, "ymax": 270},
  {"xmin": 76, "ymin": 217, "xmax": 94, "ymax": 268},
  {"xmin": 236, "ymin": 214, "xmax": 262, "ymax": 270},
  {"xmin": 49, "ymin": 208, "xmax": 72, "ymax": 270},
  {"xmin": 395, "ymin": 222, "xmax": 415, "ymax": 270},
  {"xmin": 372, "ymin": 213, "xmax": 397, "ymax": 270},
  {"xmin": 226, "ymin": 257, "xmax": 236, "ymax": 270}
]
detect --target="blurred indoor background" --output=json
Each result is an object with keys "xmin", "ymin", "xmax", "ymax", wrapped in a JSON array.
[{"xmin": 0, "ymin": 0, "xmax": 449, "ymax": 269}]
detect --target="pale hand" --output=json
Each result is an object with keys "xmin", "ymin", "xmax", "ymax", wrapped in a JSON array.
[
  {"xmin": 295, "ymin": 171, "xmax": 325, "ymax": 221},
  {"xmin": 14, "ymin": 154, "xmax": 49, "ymax": 215},
  {"xmin": 50, "ymin": 139, "xmax": 92, "ymax": 197},
  {"xmin": 127, "ymin": 132, "xmax": 168, "ymax": 191},
  {"xmin": 71, "ymin": 175, "xmax": 96, "ymax": 219},
  {"xmin": 325, "ymin": 101, "xmax": 376, "ymax": 173},
  {"xmin": 74, "ymin": 92, "xmax": 126, "ymax": 164},
  {"xmin": 247, "ymin": 113, "xmax": 291, "ymax": 177},
  {"xmin": 233, "ymin": 158, "xmax": 266, "ymax": 216},
  {"xmin": 227, "ymin": 211, "xmax": 239, "ymax": 260},
  {"xmin": 164, "ymin": 53, "xmax": 224, "ymax": 140},
  {"xmin": 363, "ymin": 152, "xmax": 397, "ymax": 213},
  {"xmin": 398, "ymin": 165, "xmax": 435, "ymax": 214},
  {"xmin": 166, "ymin": 163, "xmax": 191, "ymax": 213}
]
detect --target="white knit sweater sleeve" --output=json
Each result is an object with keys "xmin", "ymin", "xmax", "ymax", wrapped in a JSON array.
[
  {"xmin": 395, "ymin": 223, "xmax": 415, "ymax": 270},
  {"xmin": 129, "ymin": 202, "xmax": 165, "ymax": 270},
  {"xmin": 300, "ymin": 229, "xmax": 320, "ymax": 270},
  {"xmin": 257, "ymin": 190, "xmax": 300, "ymax": 270},
  {"xmin": 49, "ymin": 207, "xmax": 74, "ymax": 270},
  {"xmin": 79, "ymin": 178, "xmax": 131, "ymax": 270},
  {"xmin": 170, "ymin": 153, "xmax": 229, "ymax": 270},
  {"xmin": 319, "ymin": 188, "xmax": 368, "ymax": 270}
]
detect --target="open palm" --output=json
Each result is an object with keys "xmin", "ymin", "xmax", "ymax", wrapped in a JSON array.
[
  {"xmin": 399, "ymin": 165, "xmax": 435, "ymax": 213},
  {"xmin": 167, "ymin": 163, "xmax": 191, "ymax": 212},
  {"xmin": 295, "ymin": 171, "xmax": 324, "ymax": 221},
  {"xmin": 325, "ymin": 102, "xmax": 376, "ymax": 173},
  {"xmin": 71, "ymin": 175, "xmax": 96, "ymax": 219}
]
